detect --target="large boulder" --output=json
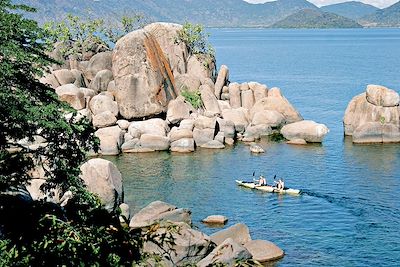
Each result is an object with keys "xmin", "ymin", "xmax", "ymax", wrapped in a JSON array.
[
  {"xmin": 128, "ymin": 118, "xmax": 169, "ymax": 137},
  {"xmin": 166, "ymin": 96, "xmax": 195, "ymax": 124},
  {"xmin": 241, "ymin": 90, "xmax": 255, "ymax": 110},
  {"xmin": 211, "ymin": 223, "xmax": 252, "ymax": 246},
  {"xmin": 214, "ymin": 65, "xmax": 229, "ymax": 99},
  {"xmin": 170, "ymin": 138, "xmax": 195, "ymax": 153},
  {"xmin": 217, "ymin": 118, "xmax": 236, "ymax": 138},
  {"xmin": 252, "ymin": 110, "xmax": 286, "ymax": 128},
  {"xmin": 344, "ymin": 87, "xmax": 400, "ymax": 143},
  {"xmin": 85, "ymin": 51, "xmax": 113, "ymax": 81},
  {"xmin": 89, "ymin": 94, "xmax": 119, "ymax": 116},
  {"xmin": 187, "ymin": 54, "xmax": 215, "ymax": 81},
  {"xmin": 174, "ymin": 73, "xmax": 201, "ymax": 93},
  {"xmin": 366, "ymin": 84, "xmax": 399, "ymax": 107},
  {"xmin": 244, "ymin": 240, "xmax": 284, "ymax": 263},
  {"xmin": 40, "ymin": 73, "xmax": 60, "ymax": 89},
  {"xmin": 169, "ymin": 127, "xmax": 193, "ymax": 142},
  {"xmin": 200, "ymin": 84, "xmax": 221, "ymax": 115},
  {"xmin": 89, "ymin": 69, "xmax": 113, "ymax": 93},
  {"xmin": 251, "ymin": 88, "xmax": 303, "ymax": 124},
  {"xmin": 92, "ymin": 111, "xmax": 117, "ymax": 128},
  {"xmin": 112, "ymin": 29, "xmax": 178, "ymax": 119},
  {"xmin": 95, "ymin": 126, "xmax": 124, "ymax": 155},
  {"xmin": 352, "ymin": 122, "xmax": 400, "ymax": 143},
  {"xmin": 281, "ymin": 120, "xmax": 329, "ymax": 143},
  {"xmin": 197, "ymin": 238, "xmax": 252, "ymax": 267},
  {"xmin": 144, "ymin": 22, "xmax": 188, "ymax": 75},
  {"xmin": 139, "ymin": 134, "xmax": 170, "ymax": 151},
  {"xmin": 129, "ymin": 201, "xmax": 191, "ymax": 229},
  {"xmin": 229, "ymin": 82, "xmax": 241, "ymax": 108},
  {"xmin": 55, "ymin": 84, "xmax": 85, "ymax": 110},
  {"xmin": 143, "ymin": 222, "xmax": 212, "ymax": 266},
  {"xmin": 249, "ymin": 82, "xmax": 268, "ymax": 102},
  {"xmin": 193, "ymin": 128, "xmax": 215, "ymax": 146},
  {"xmin": 222, "ymin": 108, "xmax": 249, "ymax": 133},
  {"xmin": 52, "ymin": 69, "xmax": 76, "ymax": 85},
  {"xmin": 80, "ymin": 158, "xmax": 123, "ymax": 212}
]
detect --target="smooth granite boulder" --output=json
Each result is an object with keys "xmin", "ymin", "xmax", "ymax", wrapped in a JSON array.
[
  {"xmin": 174, "ymin": 73, "xmax": 201, "ymax": 93},
  {"xmin": 55, "ymin": 84, "xmax": 85, "ymax": 110},
  {"xmin": 187, "ymin": 54, "xmax": 215, "ymax": 81},
  {"xmin": 214, "ymin": 65, "xmax": 229, "ymax": 99},
  {"xmin": 166, "ymin": 96, "xmax": 195, "ymax": 124},
  {"xmin": 85, "ymin": 51, "xmax": 113, "ymax": 81},
  {"xmin": 89, "ymin": 94, "xmax": 119, "ymax": 116},
  {"xmin": 228, "ymin": 82, "xmax": 241, "ymax": 108},
  {"xmin": 95, "ymin": 126, "xmax": 124, "ymax": 155},
  {"xmin": 89, "ymin": 69, "xmax": 113, "ymax": 93},
  {"xmin": 251, "ymin": 88, "xmax": 303, "ymax": 124},
  {"xmin": 128, "ymin": 118, "xmax": 169, "ymax": 137},
  {"xmin": 52, "ymin": 69, "xmax": 76, "ymax": 85},
  {"xmin": 143, "ymin": 221, "xmax": 212, "ymax": 267},
  {"xmin": 244, "ymin": 240, "xmax": 284, "ymax": 263},
  {"xmin": 222, "ymin": 108, "xmax": 249, "ymax": 133},
  {"xmin": 281, "ymin": 120, "xmax": 329, "ymax": 143},
  {"xmin": 129, "ymin": 201, "xmax": 191, "ymax": 229},
  {"xmin": 144, "ymin": 22, "xmax": 188, "ymax": 75},
  {"xmin": 211, "ymin": 223, "xmax": 252, "ymax": 246},
  {"xmin": 170, "ymin": 138, "xmax": 195, "ymax": 153},
  {"xmin": 92, "ymin": 111, "xmax": 117, "ymax": 128},
  {"xmin": 80, "ymin": 158, "xmax": 123, "ymax": 212},
  {"xmin": 112, "ymin": 29, "xmax": 177, "ymax": 119},
  {"xmin": 197, "ymin": 238, "xmax": 252, "ymax": 267},
  {"xmin": 366, "ymin": 84, "xmax": 399, "ymax": 107},
  {"xmin": 343, "ymin": 86, "xmax": 400, "ymax": 143},
  {"xmin": 202, "ymin": 215, "xmax": 228, "ymax": 225}
]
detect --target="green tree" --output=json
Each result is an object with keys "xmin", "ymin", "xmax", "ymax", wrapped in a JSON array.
[{"xmin": 175, "ymin": 22, "xmax": 215, "ymax": 57}]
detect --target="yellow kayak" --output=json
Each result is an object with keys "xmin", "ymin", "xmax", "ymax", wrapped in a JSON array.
[{"xmin": 236, "ymin": 180, "xmax": 301, "ymax": 195}]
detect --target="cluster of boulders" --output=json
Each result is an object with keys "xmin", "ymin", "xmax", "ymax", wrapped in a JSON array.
[
  {"xmin": 344, "ymin": 84, "xmax": 400, "ymax": 143},
  {"xmin": 40, "ymin": 22, "xmax": 329, "ymax": 156},
  {"xmin": 129, "ymin": 200, "xmax": 284, "ymax": 266}
]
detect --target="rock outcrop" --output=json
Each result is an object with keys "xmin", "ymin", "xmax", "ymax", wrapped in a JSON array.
[
  {"xmin": 112, "ymin": 29, "xmax": 178, "ymax": 119},
  {"xmin": 80, "ymin": 158, "xmax": 123, "ymax": 212},
  {"xmin": 344, "ymin": 85, "xmax": 400, "ymax": 143}
]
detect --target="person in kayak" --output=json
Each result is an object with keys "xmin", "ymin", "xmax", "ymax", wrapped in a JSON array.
[
  {"xmin": 275, "ymin": 178, "xmax": 284, "ymax": 190},
  {"xmin": 258, "ymin": 175, "xmax": 267, "ymax": 186}
]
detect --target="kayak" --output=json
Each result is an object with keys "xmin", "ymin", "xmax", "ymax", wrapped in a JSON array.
[{"xmin": 235, "ymin": 180, "xmax": 301, "ymax": 195}]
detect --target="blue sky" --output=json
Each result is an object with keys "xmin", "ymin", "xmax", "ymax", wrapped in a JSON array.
[{"xmin": 244, "ymin": 0, "xmax": 398, "ymax": 8}]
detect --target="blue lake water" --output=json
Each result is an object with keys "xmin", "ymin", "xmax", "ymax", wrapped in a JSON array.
[{"xmin": 109, "ymin": 28, "xmax": 400, "ymax": 266}]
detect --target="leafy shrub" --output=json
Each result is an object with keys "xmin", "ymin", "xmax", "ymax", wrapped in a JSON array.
[
  {"xmin": 43, "ymin": 13, "xmax": 148, "ymax": 59},
  {"xmin": 175, "ymin": 22, "xmax": 215, "ymax": 57},
  {"xmin": 181, "ymin": 89, "xmax": 203, "ymax": 109}
]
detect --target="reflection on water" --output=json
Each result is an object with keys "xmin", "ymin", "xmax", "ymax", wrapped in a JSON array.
[{"xmin": 108, "ymin": 28, "xmax": 400, "ymax": 266}]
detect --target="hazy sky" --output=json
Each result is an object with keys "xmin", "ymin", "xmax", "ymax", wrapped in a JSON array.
[{"xmin": 244, "ymin": 0, "xmax": 398, "ymax": 8}]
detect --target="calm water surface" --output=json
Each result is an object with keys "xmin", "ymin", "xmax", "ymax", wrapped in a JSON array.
[{"xmin": 108, "ymin": 29, "xmax": 400, "ymax": 266}]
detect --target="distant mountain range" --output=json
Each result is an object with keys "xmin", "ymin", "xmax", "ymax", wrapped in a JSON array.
[
  {"xmin": 321, "ymin": 1, "xmax": 379, "ymax": 20},
  {"xmin": 13, "ymin": 0, "xmax": 400, "ymax": 28},
  {"xmin": 359, "ymin": 1, "xmax": 400, "ymax": 27},
  {"xmin": 271, "ymin": 9, "xmax": 362, "ymax": 28}
]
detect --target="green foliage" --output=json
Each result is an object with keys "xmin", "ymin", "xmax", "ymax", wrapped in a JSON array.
[
  {"xmin": 175, "ymin": 22, "xmax": 215, "ymax": 57},
  {"xmin": 0, "ymin": 0, "xmax": 97, "ymax": 195},
  {"xmin": 43, "ymin": 12, "xmax": 148, "ymax": 60},
  {"xmin": 380, "ymin": 116, "xmax": 386, "ymax": 125},
  {"xmin": 181, "ymin": 89, "xmax": 203, "ymax": 109}
]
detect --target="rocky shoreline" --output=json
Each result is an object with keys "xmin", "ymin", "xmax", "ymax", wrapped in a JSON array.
[{"xmin": 40, "ymin": 22, "xmax": 330, "ymax": 157}]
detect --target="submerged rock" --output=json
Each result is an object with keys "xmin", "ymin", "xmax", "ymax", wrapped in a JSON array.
[{"xmin": 202, "ymin": 215, "xmax": 228, "ymax": 225}]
